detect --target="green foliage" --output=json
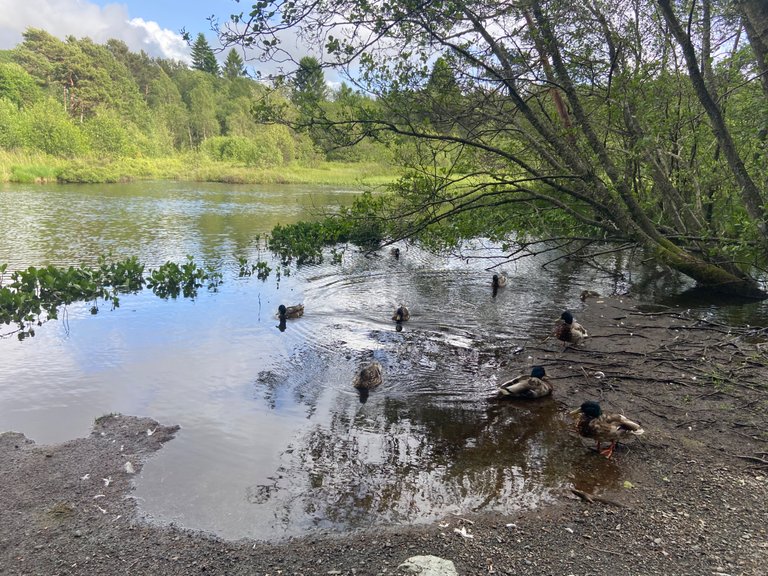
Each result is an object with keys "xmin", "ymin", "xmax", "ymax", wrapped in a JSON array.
[
  {"xmin": 9, "ymin": 163, "xmax": 59, "ymax": 183},
  {"xmin": 0, "ymin": 97, "xmax": 22, "ymax": 148},
  {"xmin": 223, "ymin": 49, "xmax": 246, "ymax": 79},
  {"xmin": 83, "ymin": 108, "xmax": 140, "ymax": 157},
  {"xmin": 202, "ymin": 135, "xmax": 282, "ymax": 167},
  {"xmin": 19, "ymin": 98, "xmax": 89, "ymax": 157},
  {"xmin": 0, "ymin": 62, "xmax": 41, "ymax": 107},
  {"xmin": 191, "ymin": 33, "xmax": 219, "ymax": 76},
  {"xmin": 0, "ymin": 256, "xmax": 145, "ymax": 339},
  {"xmin": 292, "ymin": 56, "xmax": 328, "ymax": 110},
  {"xmin": 0, "ymin": 29, "xmax": 394, "ymax": 177},
  {"xmin": 146, "ymin": 256, "xmax": 222, "ymax": 299},
  {"xmin": 237, "ymin": 257, "xmax": 271, "ymax": 280},
  {"xmin": 268, "ymin": 191, "xmax": 386, "ymax": 264}
]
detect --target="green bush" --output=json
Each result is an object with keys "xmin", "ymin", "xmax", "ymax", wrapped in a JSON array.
[
  {"xmin": 83, "ymin": 108, "xmax": 139, "ymax": 157},
  {"xmin": 202, "ymin": 135, "xmax": 282, "ymax": 168},
  {"xmin": 19, "ymin": 99, "xmax": 89, "ymax": 157},
  {"xmin": 0, "ymin": 97, "xmax": 21, "ymax": 149}
]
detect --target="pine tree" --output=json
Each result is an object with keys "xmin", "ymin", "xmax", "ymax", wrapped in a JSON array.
[
  {"xmin": 291, "ymin": 56, "xmax": 328, "ymax": 110},
  {"xmin": 222, "ymin": 49, "xmax": 245, "ymax": 79},
  {"xmin": 191, "ymin": 33, "xmax": 219, "ymax": 76}
]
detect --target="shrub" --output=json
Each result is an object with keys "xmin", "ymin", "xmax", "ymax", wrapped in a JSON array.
[{"xmin": 19, "ymin": 99, "xmax": 89, "ymax": 157}]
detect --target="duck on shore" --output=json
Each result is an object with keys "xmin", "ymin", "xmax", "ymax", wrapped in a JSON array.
[
  {"xmin": 571, "ymin": 400, "xmax": 644, "ymax": 458},
  {"xmin": 496, "ymin": 365, "xmax": 552, "ymax": 399},
  {"xmin": 554, "ymin": 310, "xmax": 588, "ymax": 346}
]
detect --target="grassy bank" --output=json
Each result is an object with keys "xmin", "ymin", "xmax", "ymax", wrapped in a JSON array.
[{"xmin": 0, "ymin": 150, "xmax": 399, "ymax": 186}]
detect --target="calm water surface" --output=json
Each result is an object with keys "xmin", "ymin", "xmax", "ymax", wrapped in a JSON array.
[{"xmin": 1, "ymin": 182, "xmax": 765, "ymax": 540}]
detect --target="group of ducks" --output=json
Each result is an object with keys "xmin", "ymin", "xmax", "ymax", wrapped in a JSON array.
[
  {"xmin": 279, "ymin": 274, "xmax": 644, "ymax": 459},
  {"xmin": 497, "ymin": 309, "xmax": 644, "ymax": 458}
]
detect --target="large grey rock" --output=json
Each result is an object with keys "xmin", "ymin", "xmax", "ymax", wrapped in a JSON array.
[{"xmin": 398, "ymin": 555, "xmax": 458, "ymax": 575}]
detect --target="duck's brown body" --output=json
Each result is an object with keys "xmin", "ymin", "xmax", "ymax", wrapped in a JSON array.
[
  {"xmin": 575, "ymin": 401, "xmax": 644, "ymax": 457},
  {"xmin": 353, "ymin": 361, "xmax": 383, "ymax": 390},
  {"xmin": 497, "ymin": 366, "xmax": 552, "ymax": 399},
  {"xmin": 554, "ymin": 311, "xmax": 588, "ymax": 346}
]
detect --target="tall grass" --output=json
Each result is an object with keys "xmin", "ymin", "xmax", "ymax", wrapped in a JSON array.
[{"xmin": 0, "ymin": 149, "xmax": 400, "ymax": 186}]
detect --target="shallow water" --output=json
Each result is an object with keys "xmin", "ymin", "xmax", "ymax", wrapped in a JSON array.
[{"xmin": 1, "ymin": 181, "xmax": 765, "ymax": 540}]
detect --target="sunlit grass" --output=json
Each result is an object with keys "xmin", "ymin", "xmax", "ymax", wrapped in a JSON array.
[{"xmin": 0, "ymin": 149, "xmax": 400, "ymax": 186}]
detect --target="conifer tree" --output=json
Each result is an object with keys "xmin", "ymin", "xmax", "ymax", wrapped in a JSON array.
[
  {"xmin": 223, "ymin": 49, "xmax": 245, "ymax": 79},
  {"xmin": 191, "ymin": 33, "xmax": 219, "ymax": 76}
]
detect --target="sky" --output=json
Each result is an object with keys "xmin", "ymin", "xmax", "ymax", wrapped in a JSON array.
[{"xmin": 0, "ymin": 0, "xmax": 248, "ymax": 65}]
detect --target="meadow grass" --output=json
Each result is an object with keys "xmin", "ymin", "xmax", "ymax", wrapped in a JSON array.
[{"xmin": 0, "ymin": 149, "xmax": 400, "ymax": 187}]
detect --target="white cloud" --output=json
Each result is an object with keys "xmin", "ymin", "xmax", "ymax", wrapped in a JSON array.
[
  {"xmin": 0, "ymin": 0, "xmax": 190, "ymax": 62},
  {"xmin": 126, "ymin": 18, "xmax": 190, "ymax": 63}
]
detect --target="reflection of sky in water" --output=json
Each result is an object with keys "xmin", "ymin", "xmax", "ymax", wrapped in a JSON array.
[{"xmin": 1, "ymin": 182, "xmax": 765, "ymax": 541}]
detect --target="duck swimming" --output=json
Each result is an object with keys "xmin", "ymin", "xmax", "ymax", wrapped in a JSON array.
[
  {"xmin": 497, "ymin": 365, "xmax": 552, "ymax": 399},
  {"xmin": 353, "ymin": 361, "xmax": 383, "ymax": 390},
  {"xmin": 492, "ymin": 273, "xmax": 507, "ymax": 289},
  {"xmin": 572, "ymin": 400, "xmax": 644, "ymax": 458},
  {"xmin": 278, "ymin": 304, "xmax": 304, "ymax": 319},
  {"xmin": 554, "ymin": 310, "xmax": 588, "ymax": 346},
  {"xmin": 392, "ymin": 305, "xmax": 410, "ymax": 322}
]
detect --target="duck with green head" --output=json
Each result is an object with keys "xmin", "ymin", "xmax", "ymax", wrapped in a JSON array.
[
  {"xmin": 571, "ymin": 401, "xmax": 644, "ymax": 458},
  {"xmin": 554, "ymin": 310, "xmax": 588, "ymax": 346},
  {"xmin": 497, "ymin": 365, "xmax": 553, "ymax": 399}
]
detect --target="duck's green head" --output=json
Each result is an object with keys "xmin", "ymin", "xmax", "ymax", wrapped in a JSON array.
[
  {"xmin": 531, "ymin": 365, "xmax": 546, "ymax": 378},
  {"xmin": 580, "ymin": 400, "xmax": 602, "ymax": 418},
  {"xmin": 561, "ymin": 310, "xmax": 574, "ymax": 324}
]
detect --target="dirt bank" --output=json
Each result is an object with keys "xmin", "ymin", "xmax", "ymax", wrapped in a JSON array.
[{"xmin": 1, "ymin": 297, "xmax": 767, "ymax": 575}]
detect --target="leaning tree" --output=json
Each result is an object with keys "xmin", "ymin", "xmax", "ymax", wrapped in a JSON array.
[{"xmin": 216, "ymin": 0, "xmax": 768, "ymax": 298}]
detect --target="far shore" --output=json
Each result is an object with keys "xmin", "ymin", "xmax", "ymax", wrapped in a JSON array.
[{"xmin": 0, "ymin": 151, "xmax": 399, "ymax": 187}]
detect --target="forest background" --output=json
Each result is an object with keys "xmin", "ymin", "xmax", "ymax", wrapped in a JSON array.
[{"xmin": 0, "ymin": 28, "xmax": 395, "ymax": 185}]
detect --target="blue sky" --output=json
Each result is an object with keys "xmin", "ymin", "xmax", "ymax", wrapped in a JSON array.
[{"xmin": 0, "ymin": 0, "xmax": 255, "ymax": 64}]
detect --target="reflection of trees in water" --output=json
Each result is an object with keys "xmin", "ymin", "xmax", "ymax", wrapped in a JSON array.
[{"xmin": 246, "ymin": 392, "xmax": 602, "ymax": 533}]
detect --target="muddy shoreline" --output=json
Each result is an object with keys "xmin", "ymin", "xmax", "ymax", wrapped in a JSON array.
[{"xmin": 2, "ymin": 297, "xmax": 767, "ymax": 575}]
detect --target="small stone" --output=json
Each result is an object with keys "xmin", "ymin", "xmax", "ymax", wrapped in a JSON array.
[{"xmin": 398, "ymin": 556, "xmax": 458, "ymax": 576}]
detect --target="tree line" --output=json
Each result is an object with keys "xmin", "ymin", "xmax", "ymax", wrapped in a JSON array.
[{"xmin": 0, "ymin": 29, "xmax": 389, "ymax": 166}]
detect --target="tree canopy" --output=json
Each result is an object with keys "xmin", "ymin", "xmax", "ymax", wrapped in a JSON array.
[
  {"xmin": 216, "ymin": 0, "xmax": 768, "ymax": 298},
  {"xmin": 0, "ymin": 28, "xmax": 387, "ymax": 165}
]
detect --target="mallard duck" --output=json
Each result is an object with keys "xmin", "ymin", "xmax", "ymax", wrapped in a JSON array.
[
  {"xmin": 554, "ymin": 310, "xmax": 588, "ymax": 346},
  {"xmin": 497, "ymin": 365, "xmax": 552, "ymax": 399},
  {"xmin": 390, "ymin": 247, "xmax": 401, "ymax": 259},
  {"xmin": 492, "ymin": 273, "xmax": 507, "ymax": 289},
  {"xmin": 580, "ymin": 290, "xmax": 600, "ymax": 301},
  {"xmin": 392, "ymin": 305, "xmax": 410, "ymax": 322},
  {"xmin": 571, "ymin": 401, "xmax": 644, "ymax": 458},
  {"xmin": 353, "ymin": 361, "xmax": 383, "ymax": 390},
  {"xmin": 278, "ymin": 304, "xmax": 304, "ymax": 319}
]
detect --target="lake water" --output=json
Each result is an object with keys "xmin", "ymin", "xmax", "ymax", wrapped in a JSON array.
[{"xmin": 1, "ymin": 181, "xmax": 765, "ymax": 540}]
